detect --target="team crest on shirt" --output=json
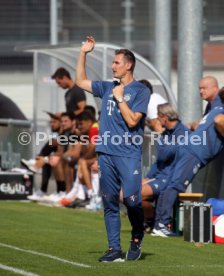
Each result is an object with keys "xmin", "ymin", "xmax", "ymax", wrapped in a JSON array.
[{"xmin": 124, "ymin": 94, "xmax": 131, "ymax": 102}]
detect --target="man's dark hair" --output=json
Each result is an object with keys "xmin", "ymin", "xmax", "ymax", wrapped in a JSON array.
[
  {"xmin": 139, "ymin": 79, "xmax": 153, "ymax": 94},
  {"xmin": 61, "ymin": 111, "xmax": 75, "ymax": 121},
  {"xmin": 45, "ymin": 111, "xmax": 61, "ymax": 120},
  {"xmin": 76, "ymin": 110, "xmax": 95, "ymax": 122},
  {"xmin": 84, "ymin": 105, "xmax": 96, "ymax": 119},
  {"xmin": 219, "ymin": 87, "xmax": 224, "ymax": 104},
  {"xmin": 51, "ymin": 67, "xmax": 71, "ymax": 80},
  {"xmin": 115, "ymin": 49, "xmax": 136, "ymax": 72}
]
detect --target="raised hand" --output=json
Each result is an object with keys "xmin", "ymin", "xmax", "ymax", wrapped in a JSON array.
[{"xmin": 81, "ymin": 36, "xmax": 95, "ymax": 53}]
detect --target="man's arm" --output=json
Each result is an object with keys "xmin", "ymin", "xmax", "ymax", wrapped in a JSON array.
[
  {"xmin": 81, "ymin": 143, "xmax": 96, "ymax": 160},
  {"xmin": 118, "ymin": 102, "xmax": 143, "ymax": 128},
  {"xmin": 145, "ymin": 118, "xmax": 165, "ymax": 134},
  {"xmin": 64, "ymin": 143, "xmax": 82, "ymax": 162},
  {"xmin": 75, "ymin": 36, "xmax": 95, "ymax": 93},
  {"xmin": 74, "ymin": 100, "xmax": 86, "ymax": 115},
  {"xmin": 214, "ymin": 114, "xmax": 224, "ymax": 136},
  {"xmin": 113, "ymin": 84, "xmax": 143, "ymax": 128}
]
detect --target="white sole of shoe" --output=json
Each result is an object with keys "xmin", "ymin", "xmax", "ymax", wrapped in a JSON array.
[
  {"xmin": 150, "ymin": 232, "xmax": 160, "ymax": 237},
  {"xmin": 100, "ymin": 258, "xmax": 125, "ymax": 263},
  {"xmin": 152, "ymin": 229, "xmax": 168, "ymax": 238},
  {"xmin": 113, "ymin": 258, "xmax": 125, "ymax": 262}
]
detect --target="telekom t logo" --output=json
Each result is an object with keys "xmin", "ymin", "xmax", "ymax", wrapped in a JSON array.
[{"xmin": 107, "ymin": 100, "xmax": 116, "ymax": 115}]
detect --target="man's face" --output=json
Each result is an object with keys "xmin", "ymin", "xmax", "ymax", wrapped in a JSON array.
[
  {"xmin": 199, "ymin": 79, "xmax": 218, "ymax": 102},
  {"xmin": 78, "ymin": 120, "xmax": 92, "ymax": 134},
  {"xmin": 50, "ymin": 118, "xmax": 60, "ymax": 132},
  {"xmin": 60, "ymin": 116, "xmax": 73, "ymax": 131},
  {"xmin": 158, "ymin": 113, "xmax": 168, "ymax": 127},
  {"xmin": 54, "ymin": 76, "xmax": 69, "ymax": 89},
  {"xmin": 111, "ymin": 54, "xmax": 131, "ymax": 79}
]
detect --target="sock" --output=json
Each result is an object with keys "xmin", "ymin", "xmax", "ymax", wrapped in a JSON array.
[
  {"xmin": 87, "ymin": 189, "xmax": 94, "ymax": 199},
  {"xmin": 56, "ymin": 181, "xmax": 66, "ymax": 192}
]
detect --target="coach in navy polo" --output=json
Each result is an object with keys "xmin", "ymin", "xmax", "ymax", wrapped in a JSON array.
[{"xmin": 75, "ymin": 36, "xmax": 150, "ymax": 262}]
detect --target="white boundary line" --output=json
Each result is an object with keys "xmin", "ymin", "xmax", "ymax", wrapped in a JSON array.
[
  {"xmin": 0, "ymin": 242, "xmax": 91, "ymax": 268},
  {"xmin": 0, "ymin": 263, "xmax": 40, "ymax": 276}
]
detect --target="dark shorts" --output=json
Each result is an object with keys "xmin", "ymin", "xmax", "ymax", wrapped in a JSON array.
[{"xmin": 98, "ymin": 153, "xmax": 142, "ymax": 202}]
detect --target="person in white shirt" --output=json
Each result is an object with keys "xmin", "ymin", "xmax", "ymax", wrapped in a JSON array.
[{"xmin": 139, "ymin": 79, "xmax": 167, "ymax": 133}]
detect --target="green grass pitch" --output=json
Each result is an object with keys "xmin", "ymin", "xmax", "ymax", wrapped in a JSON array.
[{"xmin": 0, "ymin": 201, "xmax": 224, "ymax": 276}]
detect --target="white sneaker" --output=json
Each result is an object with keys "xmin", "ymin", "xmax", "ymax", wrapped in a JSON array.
[
  {"xmin": 41, "ymin": 192, "xmax": 66, "ymax": 204},
  {"xmin": 38, "ymin": 193, "xmax": 57, "ymax": 203},
  {"xmin": 27, "ymin": 190, "xmax": 46, "ymax": 201},
  {"xmin": 64, "ymin": 187, "xmax": 79, "ymax": 200},
  {"xmin": 156, "ymin": 224, "xmax": 177, "ymax": 237},
  {"xmin": 86, "ymin": 196, "xmax": 102, "ymax": 211},
  {"xmin": 21, "ymin": 159, "xmax": 41, "ymax": 174},
  {"xmin": 52, "ymin": 192, "xmax": 66, "ymax": 204},
  {"xmin": 150, "ymin": 228, "xmax": 167, "ymax": 237},
  {"xmin": 151, "ymin": 224, "xmax": 176, "ymax": 237},
  {"xmin": 150, "ymin": 229, "xmax": 160, "ymax": 237}
]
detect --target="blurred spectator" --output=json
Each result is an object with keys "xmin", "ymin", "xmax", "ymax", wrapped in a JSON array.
[
  {"xmin": 0, "ymin": 92, "xmax": 27, "ymax": 120},
  {"xmin": 201, "ymin": 76, "xmax": 222, "ymax": 115},
  {"xmin": 51, "ymin": 112, "xmax": 81, "ymax": 193},
  {"xmin": 51, "ymin": 67, "xmax": 86, "ymax": 115},
  {"xmin": 22, "ymin": 112, "xmax": 64, "ymax": 200},
  {"xmin": 64, "ymin": 110, "xmax": 99, "ymax": 208},
  {"xmin": 139, "ymin": 79, "xmax": 167, "ymax": 133},
  {"xmin": 188, "ymin": 76, "xmax": 222, "ymax": 130}
]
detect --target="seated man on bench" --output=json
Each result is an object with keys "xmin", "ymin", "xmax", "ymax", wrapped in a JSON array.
[
  {"xmin": 153, "ymin": 89, "xmax": 224, "ymax": 237},
  {"xmin": 141, "ymin": 103, "xmax": 190, "ymax": 231}
]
